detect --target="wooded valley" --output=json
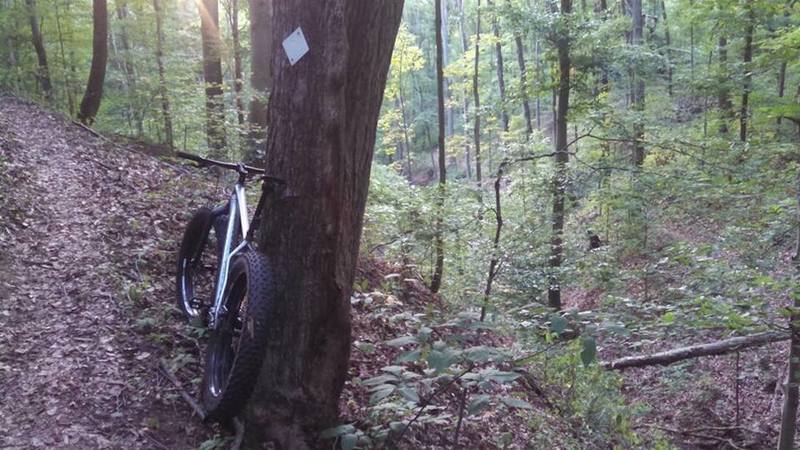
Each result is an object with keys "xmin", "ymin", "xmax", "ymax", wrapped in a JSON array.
[{"xmin": 1, "ymin": 0, "xmax": 800, "ymax": 448}]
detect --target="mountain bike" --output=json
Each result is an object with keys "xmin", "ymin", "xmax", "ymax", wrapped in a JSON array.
[{"xmin": 174, "ymin": 151, "xmax": 281, "ymax": 421}]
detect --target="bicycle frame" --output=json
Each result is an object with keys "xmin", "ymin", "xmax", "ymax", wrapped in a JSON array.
[{"xmin": 208, "ymin": 181, "xmax": 252, "ymax": 329}]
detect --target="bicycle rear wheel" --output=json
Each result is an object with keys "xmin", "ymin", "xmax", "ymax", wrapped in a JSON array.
[
  {"xmin": 175, "ymin": 207, "xmax": 224, "ymax": 319},
  {"xmin": 202, "ymin": 250, "xmax": 275, "ymax": 421}
]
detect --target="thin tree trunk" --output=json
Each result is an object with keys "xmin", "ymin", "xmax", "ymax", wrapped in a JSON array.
[
  {"xmin": 457, "ymin": 0, "xmax": 472, "ymax": 179},
  {"xmin": 776, "ymin": 3, "xmax": 790, "ymax": 129},
  {"xmin": 689, "ymin": 0, "xmax": 694, "ymax": 83},
  {"xmin": 548, "ymin": 0, "xmax": 571, "ymax": 310},
  {"xmin": 78, "ymin": 0, "xmax": 108, "ymax": 125},
  {"xmin": 778, "ymin": 61, "xmax": 788, "ymax": 128},
  {"xmin": 630, "ymin": 0, "xmax": 645, "ymax": 165},
  {"xmin": 660, "ymin": 0, "xmax": 672, "ymax": 97},
  {"xmin": 718, "ymin": 36, "xmax": 732, "ymax": 134},
  {"xmin": 430, "ymin": 0, "xmax": 447, "ymax": 294},
  {"xmin": 54, "ymin": 1, "xmax": 74, "ymax": 115},
  {"xmin": 26, "ymin": 0, "xmax": 53, "ymax": 103},
  {"xmin": 535, "ymin": 37, "xmax": 541, "ymax": 130},
  {"xmin": 228, "ymin": 0, "xmax": 245, "ymax": 126},
  {"xmin": 198, "ymin": 0, "xmax": 226, "ymax": 157},
  {"xmin": 515, "ymin": 35, "xmax": 533, "ymax": 136},
  {"xmin": 473, "ymin": 0, "xmax": 483, "ymax": 189},
  {"xmin": 442, "ymin": 0, "xmax": 454, "ymax": 137},
  {"xmin": 487, "ymin": 0, "xmax": 509, "ymax": 132},
  {"xmin": 739, "ymin": 0, "xmax": 754, "ymax": 143},
  {"xmin": 481, "ymin": 161, "xmax": 506, "ymax": 321},
  {"xmin": 245, "ymin": 1, "xmax": 403, "ymax": 445},
  {"xmin": 153, "ymin": 0, "xmax": 173, "ymax": 149},
  {"xmin": 113, "ymin": 0, "xmax": 141, "ymax": 136},
  {"xmin": 247, "ymin": 0, "xmax": 272, "ymax": 162}
]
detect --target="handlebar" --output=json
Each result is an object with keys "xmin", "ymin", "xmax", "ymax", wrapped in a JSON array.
[{"xmin": 175, "ymin": 151, "xmax": 284, "ymax": 184}]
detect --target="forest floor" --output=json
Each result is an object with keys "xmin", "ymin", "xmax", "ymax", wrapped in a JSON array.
[{"xmin": 0, "ymin": 95, "xmax": 794, "ymax": 449}]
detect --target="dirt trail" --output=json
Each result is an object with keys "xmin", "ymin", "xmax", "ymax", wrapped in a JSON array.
[{"xmin": 0, "ymin": 97, "xmax": 217, "ymax": 449}]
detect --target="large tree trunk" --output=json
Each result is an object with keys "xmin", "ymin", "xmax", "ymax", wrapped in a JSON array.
[
  {"xmin": 430, "ymin": 0, "xmax": 447, "ymax": 294},
  {"xmin": 739, "ymin": 0, "xmax": 754, "ymax": 143},
  {"xmin": 153, "ymin": 0, "xmax": 172, "ymax": 149},
  {"xmin": 779, "ymin": 170, "xmax": 800, "ymax": 450},
  {"xmin": 245, "ymin": 1, "xmax": 403, "ymax": 446},
  {"xmin": 198, "ymin": 0, "xmax": 226, "ymax": 157},
  {"xmin": 78, "ymin": 0, "xmax": 108, "ymax": 125},
  {"xmin": 473, "ymin": 0, "xmax": 483, "ymax": 189},
  {"xmin": 487, "ymin": 0, "xmax": 509, "ymax": 132},
  {"xmin": 548, "ymin": 0, "xmax": 571, "ymax": 310},
  {"xmin": 26, "ymin": 0, "xmax": 53, "ymax": 103},
  {"xmin": 247, "ymin": 0, "xmax": 272, "ymax": 162}
]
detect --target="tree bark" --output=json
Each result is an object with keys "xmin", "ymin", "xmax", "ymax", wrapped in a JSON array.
[
  {"xmin": 778, "ymin": 169, "xmax": 800, "ymax": 450},
  {"xmin": 153, "ymin": 0, "xmax": 173, "ymax": 149},
  {"xmin": 198, "ymin": 0, "xmax": 226, "ymax": 157},
  {"xmin": 247, "ymin": 0, "xmax": 272, "ymax": 163},
  {"xmin": 739, "ymin": 0, "xmax": 754, "ymax": 143},
  {"xmin": 487, "ymin": 0, "xmax": 509, "ymax": 132},
  {"xmin": 604, "ymin": 332, "xmax": 789, "ymax": 370},
  {"xmin": 548, "ymin": 0, "xmax": 571, "ymax": 310},
  {"xmin": 78, "ymin": 0, "xmax": 108, "ymax": 125},
  {"xmin": 430, "ymin": 0, "xmax": 447, "ymax": 294},
  {"xmin": 245, "ymin": 1, "xmax": 403, "ymax": 446},
  {"xmin": 26, "ymin": 0, "xmax": 53, "ymax": 103},
  {"xmin": 473, "ymin": 0, "xmax": 483, "ymax": 189}
]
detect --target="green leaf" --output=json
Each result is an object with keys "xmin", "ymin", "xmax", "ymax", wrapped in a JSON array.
[
  {"xmin": 464, "ymin": 345, "xmax": 502, "ymax": 363},
  {"xmin": 484, "ymin": 369, "xmax": 521, "ymax": 384},
  {"xmin": 427, "ymin": 346, "xmax": 461, "ymax": 373},
  {"xmin": 396, "ymin": 349, "xmax": 421, "ymax": 363},
  {"xmin": 500, "ymin": 396, "xmax": 533, "ymax": 409},
  {"xmin": 341, "ymin": 433, "xmax": 358, "ymax": 450},
  {"xmin": 580, "ymin": 336, "xmax": 597, "ymax": 367},
  {"xmin": 550, "ymin": 315, "xmax": 568, "ymax": 334},
  {"xmin": 369, "ymin": 385, "xmax": 395, "ymax": 404},
  {"xmin": 386, "ymin": 335, "xmax": 418, "ymax": 347},
  {"xmin": 398, "ymin": 386, "xmax": 420, "ymax": 403},
  {"xmin": 320, "ymin": 424, "xmax": 355, "ymax": 439},
  {"xmin": 467, "ymin": 394, "xmax": 491, "ymax": 415}
]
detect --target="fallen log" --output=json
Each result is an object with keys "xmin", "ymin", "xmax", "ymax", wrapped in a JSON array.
[{"xmin": 603, "ymin": 331, "xmax": 789, "ymax": 370}]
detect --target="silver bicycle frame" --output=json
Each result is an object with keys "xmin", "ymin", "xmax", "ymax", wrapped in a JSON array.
[{"xmin": 209, "ymin": 182, "xmax": 251, "ymax": 329}]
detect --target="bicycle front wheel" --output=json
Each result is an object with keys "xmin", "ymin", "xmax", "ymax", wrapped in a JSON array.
[{"xmin": 202, "ymin": 250, "xmax": 275, "ymax": 421}]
